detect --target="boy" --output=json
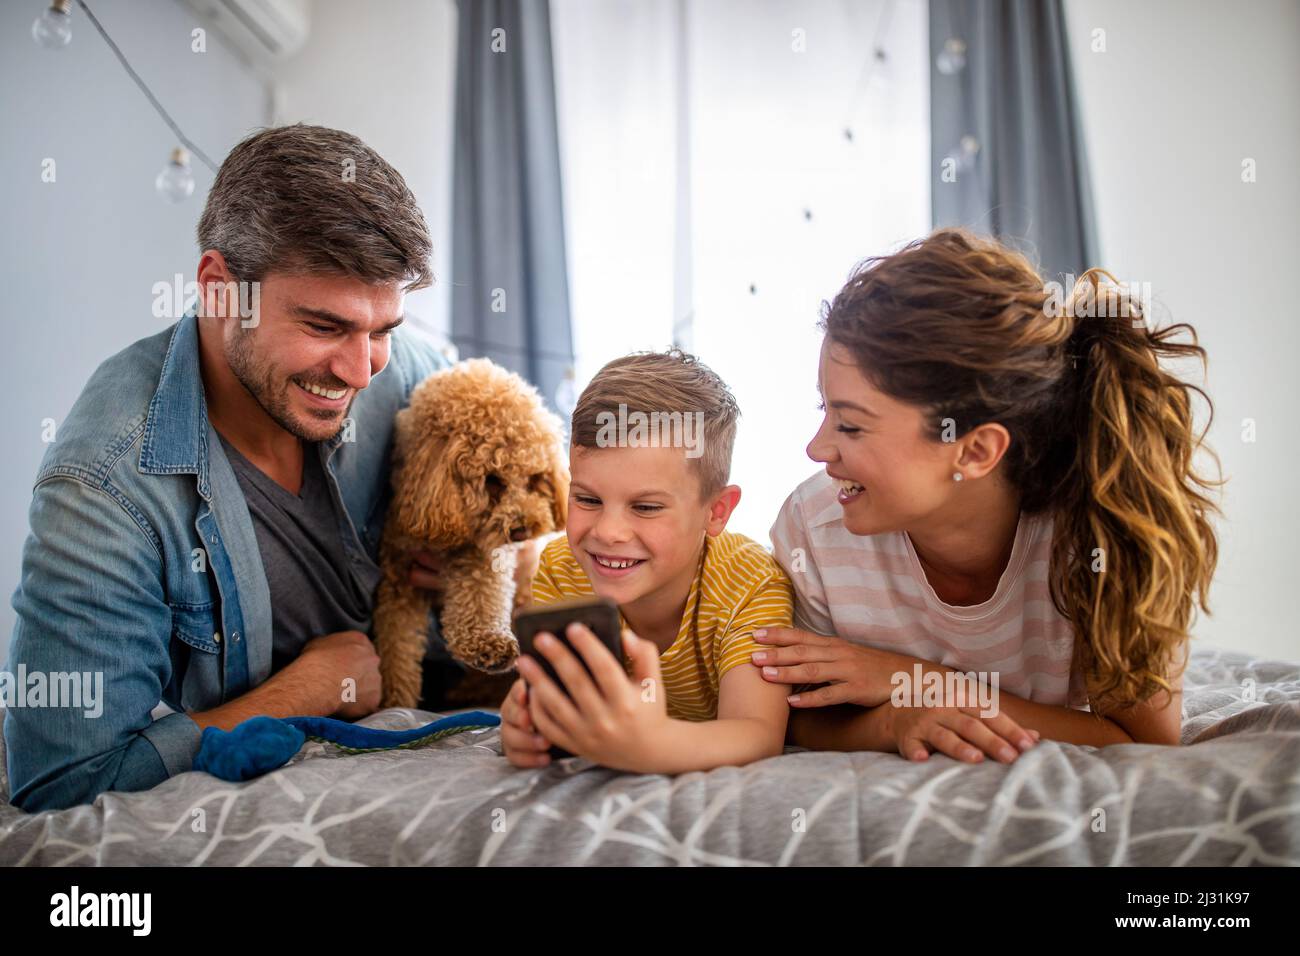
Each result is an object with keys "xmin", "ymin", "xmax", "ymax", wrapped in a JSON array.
[{"xmin": 500, "ymin": 349, "xmax": 794, "ymax": 773}]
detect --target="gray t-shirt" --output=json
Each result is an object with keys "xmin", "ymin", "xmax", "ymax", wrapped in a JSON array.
[{"xmin": 217, "ymin": 434, "xmax": 382, "ymax": 674}]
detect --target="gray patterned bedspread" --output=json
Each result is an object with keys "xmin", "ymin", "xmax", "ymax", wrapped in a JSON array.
[{"xmin": 2, "ymin": 645, "xmax": 1297, "ymax": 865}]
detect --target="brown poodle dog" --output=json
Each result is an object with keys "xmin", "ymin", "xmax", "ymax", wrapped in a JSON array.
[{"xmin": 373, "ymin": 358, "xmax": 569, "ymax": 709}]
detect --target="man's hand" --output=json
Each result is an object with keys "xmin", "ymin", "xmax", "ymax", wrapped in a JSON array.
[
  {"xmin": 408, "ymin": 551, "xmax": 447, "ymax": 609},
  {"xmin": 189, "ymin": 630, "xmax": 382, "ymax": 731},
  {"xmin": 295, "ymin": 629, "xmax": 382, "ymax": 719},
  {"xmin": 409, "ymin": 539, "xmax": 542, "ymax": 611}
]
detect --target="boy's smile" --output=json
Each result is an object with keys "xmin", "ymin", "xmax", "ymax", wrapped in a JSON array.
[
  {"xmin": 567, "ymin": 444, "xmax": 700, "ymax": 604},
  {"xmin": 587, "ymin": 552, "xmax": 649, "ymax": 576},
  {"xmin": 565, "ymin": 443, "xmax": 740, "ymax": 650}
]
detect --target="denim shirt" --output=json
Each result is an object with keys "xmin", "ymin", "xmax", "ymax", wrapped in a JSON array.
[{"xmin": 4, "ymin": 310, "xmax": 447, "ymax": 812}]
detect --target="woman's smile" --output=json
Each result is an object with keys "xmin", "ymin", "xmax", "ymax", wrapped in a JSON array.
[{"xmin": 830, "ymin": 473, "xmax": 866, "ymax": 505}]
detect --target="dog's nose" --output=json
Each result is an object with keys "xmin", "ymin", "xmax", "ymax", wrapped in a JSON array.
[{"xmin": 509, "ymin": 526, "xmax": 528, "ymax": 542}]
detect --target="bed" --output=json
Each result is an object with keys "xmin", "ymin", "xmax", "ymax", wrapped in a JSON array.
[{"xmin": 2, "ymin": 644, "xmax": 1297, "ymax": 865}]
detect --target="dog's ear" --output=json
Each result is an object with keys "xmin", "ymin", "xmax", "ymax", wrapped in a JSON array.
[
  {"xmin": 548, "ymin": 440, "xmax": 570, "ymax": 530},
  {"xmin": 389, "ymin": 405, "xmax": 438, "ymax": 497},
  {"xmin": 422, "ymin": 435, "xmax": 476, "ymax": 547},
  {"xmin": 389, "ymin": 427, "xmax": 474, "ymax": 548},
  {"xmin": 389, "ymin": 407, "xmax": 413, "ymax": 479}
]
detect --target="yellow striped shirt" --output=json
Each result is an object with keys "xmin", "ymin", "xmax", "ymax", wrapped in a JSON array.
[{"xmin": 529, "ymin": 531, "xmax": 794, "ymax": 721}]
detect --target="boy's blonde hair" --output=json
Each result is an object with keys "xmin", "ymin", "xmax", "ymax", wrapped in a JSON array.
[{"xmin": 570, "ymin": 349, "xmax": 740, "ymax": 503}]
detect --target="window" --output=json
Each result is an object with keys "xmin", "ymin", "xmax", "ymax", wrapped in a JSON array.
[{"xmin": 553, "ymin": 0, "xmax": 930, "ymax": 543}]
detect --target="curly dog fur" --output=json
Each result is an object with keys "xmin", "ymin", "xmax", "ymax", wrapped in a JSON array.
[{"xmin": 373, "ymin": 358, "xmax": 569, "ymax": 708}]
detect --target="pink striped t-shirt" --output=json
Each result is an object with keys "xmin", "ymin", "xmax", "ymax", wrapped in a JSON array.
[{"xmin": 769, "ymin": 469, "xmax": 1089, "ymax": 710}]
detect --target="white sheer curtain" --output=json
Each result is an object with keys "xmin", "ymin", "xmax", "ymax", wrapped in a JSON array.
[{"xmin": 551, "ymin": 0, "xmax": 931, "ymax": 543}]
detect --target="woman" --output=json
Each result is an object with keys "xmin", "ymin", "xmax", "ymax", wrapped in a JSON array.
[{"xmin": 755, "ymin": 228, "xmax": 1221, "ymax": 763}]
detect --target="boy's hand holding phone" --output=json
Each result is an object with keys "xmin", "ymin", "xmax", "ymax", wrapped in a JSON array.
[
  {"xmin": 517, "ymin": 623, "xmax": 671, "ymax": 773},
  {"xmin": 500, "ymin": 677, "xmax": 553, "ymax": 768}
]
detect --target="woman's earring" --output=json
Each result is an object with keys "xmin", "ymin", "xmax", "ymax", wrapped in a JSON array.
[{"xmin": 952, "ymin": 472, "xmax": 964, "ymax": 482}]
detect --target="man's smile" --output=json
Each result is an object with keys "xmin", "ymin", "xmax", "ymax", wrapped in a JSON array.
[{"xmin": 292, "ymin": 376, "xmax": 350, "ymax": 407}]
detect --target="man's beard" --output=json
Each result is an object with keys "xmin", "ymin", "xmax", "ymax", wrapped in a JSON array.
[{"xmin": 225, "ymin": 329, "xmax": 349, "ymax": 443}]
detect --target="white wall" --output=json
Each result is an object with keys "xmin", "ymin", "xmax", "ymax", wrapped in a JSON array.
[
  {"xmin": 1064, "ymin": 0, "xmax": 1300, "ymax": 661},
  {"xmin": 271, "ymin": 0, "xmax": 458, "ymax": 342},
  {"xmin": 0, "ymin": 0, "xmax": 270, "ymax": 665}
]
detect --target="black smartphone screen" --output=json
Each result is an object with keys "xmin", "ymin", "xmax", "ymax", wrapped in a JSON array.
[{"xmin": 511, "ymin": 597, "xmax": 625, "ymax": 758}]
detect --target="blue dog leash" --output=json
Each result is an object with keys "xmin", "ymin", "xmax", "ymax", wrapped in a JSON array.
[{"xmin": 194, "ymin": 710, "xmax": 502, "ymax": 782}]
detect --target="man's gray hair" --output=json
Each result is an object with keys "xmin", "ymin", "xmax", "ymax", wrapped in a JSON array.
[{"xmin": 197, "ymin": 123, "xmax": 433, "ymax": 291}]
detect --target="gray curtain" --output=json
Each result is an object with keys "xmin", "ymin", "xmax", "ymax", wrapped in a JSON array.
[
  {"xmin": 451, "ymin": 0, "xmax": 573, "ymax": 411},
  {"xmin": 929, "ymin": 0, "xmax": 1099, "ymax": 281}
]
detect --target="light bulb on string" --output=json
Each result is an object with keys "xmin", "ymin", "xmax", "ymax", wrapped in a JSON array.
[
  {"xmin": 866, "ymin": 46, "xmax": 890, "ymax": 93},
  {"xmin": 32, "ymin": 0, "xmax": 72, "ymax": 49},
  {"xmin": 554, "ymin": 366, "xmax": 578, "ymax": 419},
  {"xmin": 945, "ymin": 134, "xmax": 981, "ymax": 175},
  {"xmin": 937, "ymin": 38, "xmax": 967, "ymax": 75},
  {"xmin": 841, "ymin": 0, "xmax": 900, "ymax": 145},
  {"xmin": 844, "ymin": 50, "xmax": 889, "ymax": 144},
  {"xmin": 156, "ymin": 146, "xmax": 195, "ymax": 202},
  {"xmin": 34, "ymin": 0, "xmax": 222, "ymax": 209}
]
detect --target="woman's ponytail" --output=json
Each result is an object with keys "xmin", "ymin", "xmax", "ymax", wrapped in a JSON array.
[{"xmin": 1050, "ymin": 270, "xmax": 1224, "ymax": 711}]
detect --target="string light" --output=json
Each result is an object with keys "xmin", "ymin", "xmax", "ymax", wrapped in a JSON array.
[
  {"xmin": 554, "ymin": 367, "xmax": 578, "ymax": 418},
  {"xmin": 933, "ymin": 0, "xmax": 968, "ymax": 76},
  {"xmin": 31, "ymin": 0, "xmax": 72, "ymax": 49},
  {"xmin": 781, "ymin": 1, "xmax": 898, "ymax": 296},
  {"xmin": 937, "ymin": 37, "xmax": 967, "ymax": 75},
  {"xmin": 934, "ymin": 8, "xmax": 975, "ymax": 187},
  {"xmin": 945, "ymin": 133, "xmax": 981, "ymax": 174},
  {"xmin": 31, "ymin": 0, "xmax": 219, "ymax": 200},
  {"xmin": 841, "ymin": 0, "xmax": 898, "ymax": 142},
  {"xmin": 156, "ymin": 147, "xmax": 196, "ymax": 202},
  {"xmin": 866, "ymin": 45, "xmax": 890, "ymax": 92}
]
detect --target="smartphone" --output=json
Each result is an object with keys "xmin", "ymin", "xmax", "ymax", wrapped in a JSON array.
[{"xmin": 512, "ymin": 596, "xmax": 625, "ymax": 758}]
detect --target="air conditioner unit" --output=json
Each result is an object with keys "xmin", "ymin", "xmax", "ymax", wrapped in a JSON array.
[{"xmin": 181, "ymin": 0, "xmax": 311, "ymax": 65}]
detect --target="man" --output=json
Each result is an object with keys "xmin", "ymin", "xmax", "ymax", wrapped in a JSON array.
[{"xmin": 4, "ymin": 124, "xmax": 504, "ymax": 812}]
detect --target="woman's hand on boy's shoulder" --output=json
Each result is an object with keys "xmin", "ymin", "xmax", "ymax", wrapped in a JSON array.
[{"xmin": 749, "ymin": 626, "xmax": 901, "ymax": 709}]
